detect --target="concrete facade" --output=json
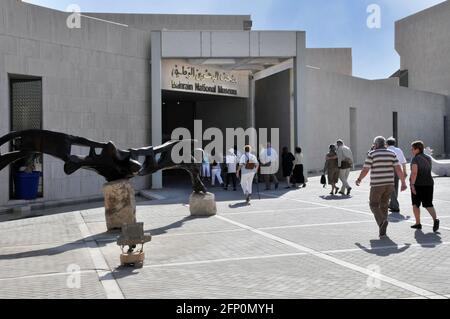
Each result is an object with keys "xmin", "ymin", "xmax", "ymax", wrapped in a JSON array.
[
  {"xmin": 305, "ymin": 48, "xmax": 352, "ymax": 76},
  {"xmin": 396, "ymin": 0, "xmax": 450, "ymax": 96},
  {"xmin": 0, "ymin": 0, "xmax": 250, "ymax": 206},
  {"xmin": 1, "ymin": 0, "xmax": 449, "ymax": 208},
  {"xmin": 303, "ymin": 69, "xmax": 447, "ymax": 167}
]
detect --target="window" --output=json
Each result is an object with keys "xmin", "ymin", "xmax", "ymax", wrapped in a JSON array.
[{"xmin": 9, "ymin": 75, "xmax": 43, "ymax": 199}]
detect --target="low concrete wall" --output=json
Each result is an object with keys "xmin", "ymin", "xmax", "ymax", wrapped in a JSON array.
[{"xmin": 304, "ymin": 68, "xmax": 448, "ymax": 171}]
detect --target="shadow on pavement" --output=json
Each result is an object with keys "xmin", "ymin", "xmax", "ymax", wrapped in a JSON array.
[
  {"xmin": 388, "ymin": 212, "xmax": 411, "ymax": 223},
  {"xmin": 355, "ymin": 237, "xmax": 411, "ymax": 257},
  {"xmin": 320, "ymin": 195, "xmax": 353, "ymax": 201},
  {"xmin": 414, "ymin": 230, "xmax": 442, "ymax": 248}
]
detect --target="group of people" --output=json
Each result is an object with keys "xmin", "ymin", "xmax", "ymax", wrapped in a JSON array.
[
  {"xmin": 356, "ymin": 136, "xmax": 440, "ymax": 238},
  {"xmin": 199, "ymin": 143, "xmax": 307, "ymax": 204},
  {"xmin": 323, "ymin": 140, "xmax": 355, "ymax": 196}
]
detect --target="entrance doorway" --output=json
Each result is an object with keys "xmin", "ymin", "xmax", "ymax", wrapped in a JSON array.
[{"xmin": 162, "ymin": 90, "xmax": 248, "ymax": 187}]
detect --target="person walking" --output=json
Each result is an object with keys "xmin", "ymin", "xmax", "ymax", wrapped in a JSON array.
[
  {"xmin": 323, "ymin": 144, "xmax": 340, "ymax": 195},
  {"xmin": 386, "ymin": 137, "xmax": 408, "ymax": 213},
  {"xmin": 260, "ymin": 143, "xmax": 279, "ymax": 190},
  {"xmin": 281, "ymin": 147, "xmax": 295, "ymax": 188},
  {"xmin": 337, "ymin": 139, "xmax": 354, "ymax": 195},
  {"xmin": 237, "ymin": 145, "xmax": 259, "ymax": 204},
  {"xmin": 409, "ymin": 141, "xmax": 440, "ymax": 232},
  {"xmin": 210, "ymin": 159, "xmax": 224, "ymax": 187},
  {"xmin": 224, "ymin": 148, "xmax": 238, "ymax": 191},
  {"xmin": 356, "ymin": 136, "xmax": 407, "ymax": 238},
  {"xmin": 200, "ymin": 149, "xmax": 211, "ymax": 181},
  {"xmin": 291, "ymin": 147, "xmax": 306, "ymax": 188}
]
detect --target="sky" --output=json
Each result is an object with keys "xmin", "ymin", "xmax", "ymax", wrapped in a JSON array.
[{"xmin": 23, "ymin": 0, "xmax": 446, "ymax": 79}]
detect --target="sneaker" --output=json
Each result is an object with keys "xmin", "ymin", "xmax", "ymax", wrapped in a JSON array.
[
  {"xmin": 389, "ymin": 209, "xmax": 400, "ymax": 213},
  {"xmin": 379, "ymin": 220, "xmax": 389, "ymax": 237},
  {"xmin": 302, "ymin": 184, "xmax": 307, "ymax": 188},
  {"xmin": 433, "ymin": 219, "xmax": 440, "ymax": 233},
  {"xmin": 411, "ymin": 224, "xmax": 422, "ymax": 230},
  {"xmin": 346, "ymin": 187, "xmax": 352, "ymax": 196}
]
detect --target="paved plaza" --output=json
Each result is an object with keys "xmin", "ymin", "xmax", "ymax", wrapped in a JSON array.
[{"xmin": 0, "ymin": 170, "xmax": 449, "ymax": 299}]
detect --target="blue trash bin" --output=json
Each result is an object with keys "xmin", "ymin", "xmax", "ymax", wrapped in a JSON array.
[{"xmin": 14, "ymin": 171, "xmax": 41, "ymax": 200}]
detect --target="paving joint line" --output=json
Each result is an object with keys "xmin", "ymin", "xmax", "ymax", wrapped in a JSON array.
[
  {"xmin": 216, "ymin": 214, "xmax": 444, "ymax": 299},
  {"xmin": 75, "ymin": 212, "xmax": 125, "ymax": 299}
]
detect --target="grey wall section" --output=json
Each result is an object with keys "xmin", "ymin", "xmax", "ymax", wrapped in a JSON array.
[
  {"xmin": 304, "ymin": 68, "xmax": 447, "ymax": 171},
  {"xmin": 0, "ymin": 0, "xmax": 152, "ymax": 206},
  {"xmin": 255, "ymin": 70, "xmax": 291, "ymax": 155},
  {"xmin": 86, "ymin": 13, "xmax": 251, "ymax": 31},
  {"xmin": 305, "ymin": 48, "xmax": 352, "ymax": 76},
  {"xmin": 396, "ymin": 0, "xmax": 450, "ymax": 96}
]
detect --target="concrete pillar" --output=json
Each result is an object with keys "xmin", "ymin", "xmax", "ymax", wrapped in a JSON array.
[
  {"xmin": 151, "ymin": 31, "xmax": 163, "ymax": 189},
  {"xmin": 294, "ymin": 32, "xmax": 308, "ymax": 177}
]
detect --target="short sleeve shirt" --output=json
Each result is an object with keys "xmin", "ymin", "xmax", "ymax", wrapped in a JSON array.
[
  {"xmin": 364, "ymin": 148, "xmax": 400, "ymax": 187},
  {"xmin": 411, "ymin": 153, "xmax": 434, "ymax": 186}
]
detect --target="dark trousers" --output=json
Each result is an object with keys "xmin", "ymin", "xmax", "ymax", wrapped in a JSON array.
[
  {"xmin": 225, "ymin": 173, "xmax": 237, "ymax": 189},
  {"xmin": 389, "ymin": 175, "xmax": 400, "ymax": 211},
  {"xmin": 263, "ymin": 174, "xmax": 279, "ymax": 189}
]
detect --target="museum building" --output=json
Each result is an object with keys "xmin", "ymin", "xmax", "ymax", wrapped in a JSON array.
[{"xmin": 1, "ymin": 0, "xmax": 449, "ymax": 209}]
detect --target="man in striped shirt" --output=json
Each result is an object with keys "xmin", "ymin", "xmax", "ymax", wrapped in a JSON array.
[{"xmin": 356, "ymin": 136, "xmax": 407, "ymax": 238}]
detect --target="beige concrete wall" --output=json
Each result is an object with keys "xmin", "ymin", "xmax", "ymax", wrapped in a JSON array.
[
  {"xmin": 305, "ymin": 48, "xmax": 352, "ymax": 76},
  {"xmin": 0, "ymin": 0, "xmax": 152, "ymax": 205},
  {"xmin": 396, "ymin": 1, "xmax": 450, "ymax": 95},
  {"xmin": 304, "ymin": 68, "xmax": 447, "ymax": 172}
]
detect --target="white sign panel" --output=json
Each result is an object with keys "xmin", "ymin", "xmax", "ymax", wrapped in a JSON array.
[{"xmin": 162, "ymin": 59, "xmax": 249, "ymax": 98}]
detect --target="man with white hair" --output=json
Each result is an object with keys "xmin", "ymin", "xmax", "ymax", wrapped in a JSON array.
[
  {"xmin": 336, "ymin": 139, "xmax": 354, "ymax": 195},
  {"xmin": 386, "ymin": 137, "xmax": 408, "ymax": 213},
  {"xmin": 356, "ymin": 136, "xmax": 407, "ymax": 238}
]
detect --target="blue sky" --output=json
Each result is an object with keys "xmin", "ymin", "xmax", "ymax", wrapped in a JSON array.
[{"xmin": 24, "ymin": 0, "xmax": 446, "ymax": 79}]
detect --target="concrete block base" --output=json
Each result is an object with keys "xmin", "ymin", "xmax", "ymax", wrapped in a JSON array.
[
  {"xmin": 189, "ymin": 192, "xmax": 217, "ymax": 217},
  {"xmin": 103, "ymin": 179, "xmax": 136, "ymax": 231},
  {"xmin": 120, "ymin": 252, "xmax": 145, "ymax": 268}
]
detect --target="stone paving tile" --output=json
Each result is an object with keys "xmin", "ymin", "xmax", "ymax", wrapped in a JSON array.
[
  {"xmin": 99, "ymin": 229, "xmax": 300, "ymax": 269},
  {"xmin": 0, "ymin": 218, "xmax": 84, "ymax": 247},
  {"xmin": 113, "ymin": 255, "xmax": 418, "ymax": 299},
  {"xmin": 0, "ymin": 170, "xmax": 448, "ymax": 299},
  {"xmin": 331, "ymin": 244, "xmax": 450, "ymax": 296},
  {"xmin": 0, "ymin": 243, "xmax": 95, "ymax": 279},
  {"xmin": 264, "ymin": 220, "xmax": 450, "ymax": 252},
  {"xmin": 0, "ymin": 272, "xmax": 107, "ymax": 299},
  {"xmin": 222, "ymin": 208, "xmax": 372, "ymax": 229}
]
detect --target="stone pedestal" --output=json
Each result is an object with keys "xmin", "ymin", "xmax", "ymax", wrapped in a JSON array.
[
  {"xmin": 103, "ymin": 179, "xmax": 136, "ymax": 231},
  {"xmin": 189, "ymin": 192, "xmax": 217, "ymax": 217},
  {"xmin": 120, "ymin": 252, "xmax": 145, "ymax": 268}
]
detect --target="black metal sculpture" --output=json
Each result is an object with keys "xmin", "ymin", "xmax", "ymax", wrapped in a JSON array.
[{"xmin": 0, "ymin": 129, "xmax": 206, "ymax": 193}]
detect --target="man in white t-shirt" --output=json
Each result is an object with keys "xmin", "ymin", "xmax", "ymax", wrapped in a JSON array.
[
  {"xmin": 259, "ymin": 143, "xmax": 279, "ymax": 190},
  {"xmin": 237, "ymin": 145, "xmax": 259, "ymax": 204},
  {"xmin": 387, "ymin": 137, "xmax": 408, "ymax": 213}
]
